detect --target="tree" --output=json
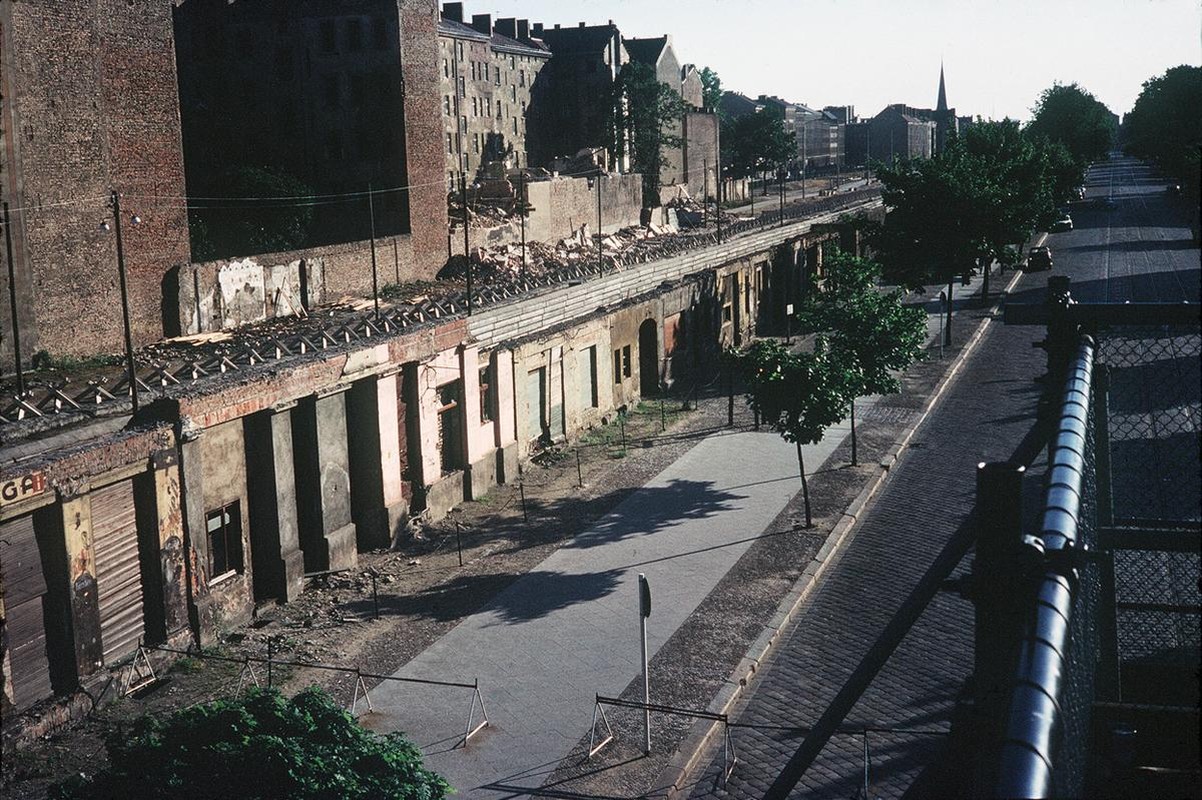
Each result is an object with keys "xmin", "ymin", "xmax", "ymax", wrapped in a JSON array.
[
  {"xmin": 870, "ymin": 120, "xmax": 1071, "ymax": 338},
  {"xmin": 737, "ymin": 340, "xmax": 850, "ymax": 527},
  {"xmin": 796, "ymin": 249, "xmax": 927, "ymax": 465},
  {"xmin": 1025, "ymin": 82, "xmax": 1117, "ymax": 166},
  {"xmin": 1124, "ymin": 65, "xmax": 1202, "ymax": 210},
  {"xmin": 189, "ymin": 165, "xmax": 315, "ymax": 261},
  {"xmin": 721, "ymin": 108, "xmax": 796, "ymax": 182},
  {"xmin": 609, "ymin": 61, "xmax": 686, "ymax": 206},
  {"xmin": 51, "ymin": 687, "xmax": 449, "ymax": 800},
  {"xmin": 699, "ymin": 67, "xmax": 723, "ymax": 115}
]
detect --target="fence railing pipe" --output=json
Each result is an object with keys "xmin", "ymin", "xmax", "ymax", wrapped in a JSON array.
[{"xmin": 994, "ymin": 335, "xmax": 1094, "ymax": 798}]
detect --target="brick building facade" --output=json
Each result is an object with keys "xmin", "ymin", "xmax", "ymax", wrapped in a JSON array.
[
  {"xmin": 0, "ymin": 0, "xmax": 190, "ymax": 362},
  {"xmin": 173, "ymin": 0, "xmax": 447, "ymax": 281},
  {"xmin": 437, "ymin": 4, "xmax": 550, "ymax": 187}
]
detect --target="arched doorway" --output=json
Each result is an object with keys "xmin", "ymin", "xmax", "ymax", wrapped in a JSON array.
[{"xmin": 638, "ymin": 319, "xmax": 659, "ymax": 396}]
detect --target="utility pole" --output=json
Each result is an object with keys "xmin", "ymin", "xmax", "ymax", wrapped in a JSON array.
[
  {"xmin": 3, "ymin": 202, "xmax": 25, "ymax": 396},
  {"xmin": 801, "ymin": 121, "xmax": 807, "ymax": 198},
  {"xmin": 702, "ymin": 157, "xmax": 708, "ymax": 226},
  {"xmin": 110, "ymin": 189, "xmax": 139, "ymax": 414},
  {"xmin": 596, "ymin": 172, "xmax": 603, "ymax": 273},
  {"xmin": 367, "ymin": 182, "xmax": 379, "ymax": 320},
  {"xmin": 778, "ymin": 165, "xmax": 784, "ymax": 227},
  {"xmin": 460, "ymin": 174, "xmax": 472, "ymax": 315},
  {"xmin": 518, "ymin": 171, "xmax": 527, "ymax": 282}
]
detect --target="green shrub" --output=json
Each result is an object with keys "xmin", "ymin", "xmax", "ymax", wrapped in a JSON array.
[{"xmin": 51, "ymin": 687, "xmax": 448, "ymax": 800}]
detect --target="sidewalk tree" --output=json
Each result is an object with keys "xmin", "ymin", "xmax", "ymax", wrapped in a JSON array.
[
  {"xmin": 1123, "ymin": 65, "xmax": 1202, "ymax": 209},
  {"xmin": 609, "ymin": 60, "xmax": 686, "ymax": 206},
  {"xmin": 796, "ymin": 249, "xmax": 927, "ymax": 465},
  {"xmin": 189, "ymin": 165, "xmax": 314, "ymax": 261},
  {"xmin": 737, "ymin": 339, "xmax": 850, "ymax": 527},
  {"xmin": 1025, "ymin": 82, "xmax": 1117, "ymax": 166},
  {"xmin": 51, "ymin": 687, "xmax": 449, "ymax": 800}
]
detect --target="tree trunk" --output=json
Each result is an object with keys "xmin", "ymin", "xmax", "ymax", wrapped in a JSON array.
[
  {"xmin": 981, "ymin": 258, "xmax": 990, "ymax": 304},
  {"xmin": 944, "ymin": 280, "xmax": 954, "ymax": 346},
  {"xmin": 850, "ymin": 398, "xmax": 858, "ymax": 466},
  {"xmin": 797, "ymin": 441, "xmax": 812, "ymax": 527}
]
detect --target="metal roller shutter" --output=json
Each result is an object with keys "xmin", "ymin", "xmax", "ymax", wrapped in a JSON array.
[
  {"xmin": 90, "ymin": 481, "xmax": 145, "ymax": 664},
  {"xmin": 0, "ymin": 515, "xmax": 52, "ymax": 709}
]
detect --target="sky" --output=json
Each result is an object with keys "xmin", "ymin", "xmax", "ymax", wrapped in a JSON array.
[{"xmin": 480, "ymin": 0, "xmax": 1201, "ymax": 122}]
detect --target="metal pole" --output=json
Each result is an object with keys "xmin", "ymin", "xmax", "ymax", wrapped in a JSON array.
[
  {"xmin": 519, "ymin": 171, "xmax": 527, "ymax": 282},
  {"xmin": 659, "ymin": 398, "xmax": 665, "ymax": 431},
  {"xmin": 371, "ymin": 571, "xmax": 380, "ymax": 620},
  {"xmin": 716, "ymin": 172, "xmax": 723, "ymax": 244},
  {"xmin": 850, "ymin": 398, "xmax": 857, "ymax": 465},
  {"xmin": 111, "ymin": 190, "xmax": 139, "ymax": 414},
  {"xmin": 703, "ymin": 157, "xmax": 708, "ymax": 226},
  {"xmin": 639, "ymin": 573, "xmax": 651, "ymax": 755},
  {"xmin": 368, "ymin": 183, "xmax": 380, "ymax": 320},
  {"xmin": 937, "ymin": 290, "xmax": 945, "ymax": 359},
  {"xmin": 518, "ymin": 477, "xmax": 528, "ymax": 523},
  {"xmin": 596, "ymin": 173, "xmax": 603, "ymax": 273},
  {"xmin": 455, "ymin": 520, "xmax": 464, "ymax": 566},
  {"xmin": 576, "ymin": 448, "xmax": 583, "ymax": 487},
  {"xmin": 945, "ymin": 280, "xmax": 953, "ymax": 346},
  {"xmin": 461, "ymin": 174, "xmax": 472, "ymax": 315},
  {"xmin": 3, "ymin": 202, "xmax": 25, "ymax": 396}
]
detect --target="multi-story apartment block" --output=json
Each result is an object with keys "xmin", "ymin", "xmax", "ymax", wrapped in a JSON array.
[
  {"xmin": 437, "ymin": 3, "xmax": 550, "ymax": 187},
  {"xmin": 173, "ymin": 0, "xmax": 447, "ymax": 275}
]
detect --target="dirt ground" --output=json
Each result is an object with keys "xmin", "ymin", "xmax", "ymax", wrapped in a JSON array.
[{"xmin": 2, "ymin": 292, "xmax": 979, "ymax": 799}]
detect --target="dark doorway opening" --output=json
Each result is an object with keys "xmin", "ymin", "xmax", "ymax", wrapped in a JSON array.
[{"xmin": 639, "ymin": 319, "xmax": 659, "ymax": 396}]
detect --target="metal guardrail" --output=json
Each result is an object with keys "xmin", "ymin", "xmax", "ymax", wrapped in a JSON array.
[{"xmin": 994, "ymin": 334, "xmax": 1098, "ymax": 798}]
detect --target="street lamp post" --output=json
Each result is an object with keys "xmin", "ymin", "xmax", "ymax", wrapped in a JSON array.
[
  {"xmin": 3, "ymin": 202, "xmax": 25, "ymax": 396},
  {"xmin": 460, "ymin": 174, "xmax": 472, "ymax": 315},
  {"xmin": 367, "ymin": 182, "xmax": 379, "ymax": 320},
  {"xmin": 108, "ymin": 189, "xmax": 139, "ymax": 414}
]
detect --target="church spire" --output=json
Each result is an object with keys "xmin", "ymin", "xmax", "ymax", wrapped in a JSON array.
[{"xmin": 936, "ymin": 62, "xmax": 948, "ymax": 112}]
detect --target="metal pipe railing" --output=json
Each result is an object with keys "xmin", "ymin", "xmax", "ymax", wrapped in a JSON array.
[{"xmin": 994, "ymin": 334, "xmax": 1095, "ymax": 798}]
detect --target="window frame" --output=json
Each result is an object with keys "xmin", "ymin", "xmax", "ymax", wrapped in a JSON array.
[{"xmin": 205, "ymin": 502, "xmax": 244, "ymax": 580}]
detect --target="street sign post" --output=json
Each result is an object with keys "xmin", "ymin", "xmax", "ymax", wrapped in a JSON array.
[{"xmin": 638, "ymin": 573, "xmax": 651, "ymax": 754}]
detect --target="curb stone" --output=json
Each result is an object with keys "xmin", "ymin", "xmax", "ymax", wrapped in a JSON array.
[{"xmin": 656, "ymin": 265, "xmax": 1026, "ymax": 798}]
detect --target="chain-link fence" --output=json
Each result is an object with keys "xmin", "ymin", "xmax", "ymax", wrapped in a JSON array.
[
  {"xmin": 986, "ymin": 309, "xmax": 1200, "ymax": 797},
  {"xmin": 1098, "ymin": 325, "xmax": 1201, "ymax": 524}
]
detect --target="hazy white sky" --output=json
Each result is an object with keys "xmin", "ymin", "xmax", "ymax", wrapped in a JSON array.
[{"xmin": 482, "ymin": 0, "xmax": 1201, "ymax": 121}]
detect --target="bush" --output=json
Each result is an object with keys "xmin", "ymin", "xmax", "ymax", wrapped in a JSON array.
[{"xmin": 51, "ymin": 687, "xmax": 448, "ymax": 800}]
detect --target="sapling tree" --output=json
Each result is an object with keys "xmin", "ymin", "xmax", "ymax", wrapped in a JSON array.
[
  {"xmin": 737, "ymin": 339, "xmax": 849, "ymax": 526},
  {"xmin": 796, "ymin": 249, "xmax": 927, "ymax": 465}
]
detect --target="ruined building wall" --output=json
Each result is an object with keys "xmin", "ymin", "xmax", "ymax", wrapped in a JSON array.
[{"xmin": 0, "ymin": 0, "xmax": 190, "ymax": 361}]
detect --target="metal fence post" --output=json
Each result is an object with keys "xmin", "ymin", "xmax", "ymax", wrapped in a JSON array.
[
  {"xmin": 971, "ymin": 461, "xmax": 1026, "ymax": 790},
  {"xmin": 1092, "ymin": 363, "xmax": 1121, "ymax": 701}
]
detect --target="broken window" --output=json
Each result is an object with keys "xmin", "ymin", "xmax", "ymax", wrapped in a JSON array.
[
  {"xmin": 206, "ymin": 502, "xmax": 243, "ymax": 579},
  {"xmin": 622, "ymin": 345, "xmax": 632, "ymax": 378},
  {"xmin": 479, "ymin": 363, "xmax": 493, "ymax": 424},
  {"xmin": 613, "ymin": 349, "xmax": 622, "ymax": 385},
  {"xmin": 437, "ymin": 383, "xmax": 463, "ymax": 475}
]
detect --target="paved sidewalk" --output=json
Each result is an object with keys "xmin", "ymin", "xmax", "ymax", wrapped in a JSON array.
[{"xmin": 364, "ymin": 418, "xmax": 868, "ymax": 795}]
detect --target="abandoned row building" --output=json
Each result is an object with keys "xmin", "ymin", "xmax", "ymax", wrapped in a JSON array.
[{"xmin": 0, "ymin": 203, "xmax": 871, "ymax": 731}]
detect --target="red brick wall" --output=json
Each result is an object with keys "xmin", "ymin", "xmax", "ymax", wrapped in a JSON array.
[
  {"xmin": 1, "ymin": 1, "xmax": 189, "ymax": 359},
  {"xmin": 399, "ymin": 0, "xmax": 449, "ymax": 277}
]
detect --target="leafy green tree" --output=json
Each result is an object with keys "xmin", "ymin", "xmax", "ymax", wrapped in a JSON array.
[
  {"xmin": 699, "ymin": 67, "xmax": 723, "ymax": 115},
  {"xmin": 737, "ymin": 340, "xmax": 850, "ymax": 526},
  {"xmin": 189, "ymin": 165, "xmax": 315, "ymax": 261},
  {"xmin": 796, "ymin": 249, "xmax": 927, "ymax": 464},
  {"xmin": 721, "ymin": 107, "xmax": 796, "ymax": 185},
  {"xmin": 51, "ymin": 687, "xmax": 449, "ymax": 800},
  {"xmin": 1124, "ymin": 65, "xmax": 1202, "ymax": 209},
  {"xmin": 1025, "ymin": 82, "xmax": 1117, "ymax": 166},
  {"xmin": 609, "ymin": 61, "xmax": 686, "ymax": 206}
]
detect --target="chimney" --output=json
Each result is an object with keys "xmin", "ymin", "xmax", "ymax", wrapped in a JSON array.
[
  {"xmin": 532, "ymin": 22, "xmax": 544, "ymax": 36},
  {"xmin": 517, "ymin": 19, "xmax": 529, "ymax": 40},
  {"xmin": 578, "ymin": 21, "xmax": 586, "ymax": 27},
  {"xmin": 554, "ymin": 23, "xmax": 560, "ymax": 29},
  {"xmin": 441, "ymin": 2, "xmax": 463, "ymax": 23},
  {"xmin": 495, "ymin": 17, "xmax": 517, "ymax": 38},
  {"xmin": 471, "ymin": 14, "xmax": 492, "ymax": 35}
]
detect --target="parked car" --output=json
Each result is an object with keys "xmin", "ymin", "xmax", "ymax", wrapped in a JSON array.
[
  {"xmin": 1049, "ymin": 213, "xmax": 1073, "ymax": 232},
  {"xmin": 1027, "ymin": 246, "xmax": 1053, "ymax": 271},
  {"xmin": 1073, "ymin": 186, "xmax": 1086, "ymax": 201}
]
